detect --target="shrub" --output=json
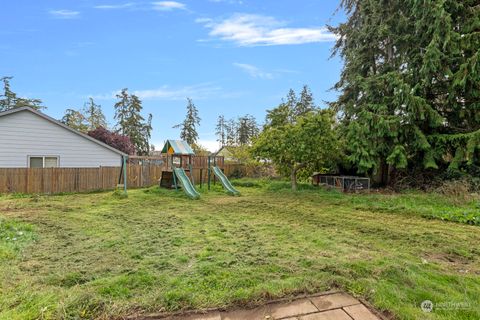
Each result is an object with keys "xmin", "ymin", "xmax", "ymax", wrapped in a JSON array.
[{"xmin": 88, "ymin": 127, "xmax": 135, "ymax": 155}]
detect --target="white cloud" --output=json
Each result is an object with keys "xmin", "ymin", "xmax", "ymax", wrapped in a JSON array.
[
  {"xmin": 49, "ymin": 9, "xmax": 80, "ymax": 19},
  {"xmin": 197, "ymin": 13, "xmax": 336, "ymax": 46},
  {"xmin": 152, "ymin": 1, "xmax": 186, "ymax": 11},
  {"xmin": 233, "ymin": 63, "xmax": 274, "ymax": 79},
  {"xmin": 94, "ymin": 3, "xmax": 135, "ymax": 9},
  {"xmin": 88, "ymin": 83, "xmax": 223, "ymax": 101},
  {"xmin": 134, "ymin": 84, "xmax": 221, "ymax": 100}
]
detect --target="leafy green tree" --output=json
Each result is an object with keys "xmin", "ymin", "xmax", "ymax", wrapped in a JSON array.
[
  {"xmin": 265, "ymin": 102, "xmax": 291, "ymax": 128},
  {"xmin": 83, "ymin": 97, "xmax": 107, "ymax": 131},
  {"xmin": 330, "ymin": 0, "xmax": 479, "ymax": 185},
  {"xmin": 192, "ymin": 143, "xmax": 210, "ymax": 156},
  {"xmin": 253, "ymin": 110, "xmax": 340, "ymax": 190},
  {"xmin": 215, "ymin": 115, "xmax": 227, "ymax": 147},
  {"xmin": 61, "ymin": 109, "xmax": 88, "ymax": 132},
  {"xmin": 114, "ymin": 88, "xmax": 153, "ymax": 155},
  {"xmin": 0, "ymin": 76, "xmax": 44, "ymax": 112},
  {"xmin": 174, "ymin": 98, "xmax": 201, "ymax": 146}
]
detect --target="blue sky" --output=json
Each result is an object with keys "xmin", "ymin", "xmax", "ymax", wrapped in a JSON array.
[{"xmin": 1, "ymin": 1, "xmax": 345, "ymax": 151}]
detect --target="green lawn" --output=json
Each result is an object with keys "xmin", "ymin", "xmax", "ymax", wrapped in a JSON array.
[{"xmin": 1, "ymin": 180, "xmax": 479, "ymax": 320}]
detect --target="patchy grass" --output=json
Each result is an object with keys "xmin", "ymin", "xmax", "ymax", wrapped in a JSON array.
[{"xmin": 0, "ymin": 181, "xmax": 479, "ymax": 320}]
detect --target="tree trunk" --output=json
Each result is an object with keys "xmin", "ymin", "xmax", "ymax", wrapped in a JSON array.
[
  {"xmin": 291, "ymin": 169, "xmax": 298, "ymax": 191},
  {"xmin": 290, "ymin": 163, "xmax": 306, "ymax": 191},
  {"xmin": 373, "ymin": 159, "xmax": 390, "ymax": 186}
]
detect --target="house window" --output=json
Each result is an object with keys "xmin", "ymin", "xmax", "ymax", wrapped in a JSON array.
[{"xmin": 29, "ymin": 156, "xmax": 59, "ymax": 168}]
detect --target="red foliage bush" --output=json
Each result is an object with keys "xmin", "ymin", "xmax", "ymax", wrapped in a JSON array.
[{"xmin": 88, "ymin": 127, "xmax": 136, "ymax": 155}]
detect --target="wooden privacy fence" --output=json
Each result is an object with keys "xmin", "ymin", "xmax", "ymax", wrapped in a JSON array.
[
  {"xmin": 0, "ymin": 163, "xmax": 249, "ymax": 194},
  {"xmin": 0, "ymin": 165, "xmax": 162, "ymax": 194}
]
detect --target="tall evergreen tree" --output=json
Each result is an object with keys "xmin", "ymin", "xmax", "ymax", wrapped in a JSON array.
[
  {"xmin": 113, "ymin": 88, "xmax": 153, "ymax": 155},
  {"xmin": 83, "ymin": 98, "xmax": 107, "ymax": 131},
  {"xmin": 237, "ymin": 114, "xmax": 259, "ymax": 145},
  {"xmin": 139, "ymin": 113, "xmax": 153, "ymax": 155},
  {"xmin": 114, "ymin": 88, "xmax": 130, "ymax": 136},
  {"xmin": 411, "ymin": 0, "xmax": 480, "ymax": 173},
  {"xmin": 174, "ymin": 98, "xmax": 201, "ymax": 146},
  {"xmin": 61, "ymin": 108, "xmax": 88, "ymax": 132},
  {"xmin": 286, "ymin": 88, "xmax": 297, "ymax": 110},
  {"xmin": 225, "ymin": 118, "xmax": 237, "ymax": 146},
  {"xmin": 266, "ymin": 87, "xmax": 314, "ymax": 128},
  {"xmin": 215, "ymin": 115, "xmax": 227, "ymax": 147},
  {"xmin": 0, "ymin": 76, "xmax": 44, "ymax": 112},
  {"xmin": 330, "ymin": 0, "xmax": 479, "ymax": 185},
  {"xmin": 295, "ymin": 85, "xmax": 315, "ymax": 117}
]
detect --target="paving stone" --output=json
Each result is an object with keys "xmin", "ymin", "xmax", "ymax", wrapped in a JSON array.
[
  {"xmin": 169, "ymin": 312, "xmax": 222, "ymax": 320},
  {"xmin": 161, "ymin": 292, "xmax": 382, "ymax": 320},
  {"xmin": 298, "ymin": 309, "xmax": 352, "ymax": 320},
  {"xmin": 269, "ymin": 298, "xmax": 319, "ymax": 318},
  {"xmin": 343, "ymin": 304, "xmax": 380, "ymax": 320},
  {"xmin": 309, "ymin": 293, "xmax": 360, "ymax": 311},
  {"xmin": 222, "ymin": 305, "xmax": 271, "ymax": 320},
  {"xmin": 222, "ymin": 298, "xmax": 317, "ymax": 320}
]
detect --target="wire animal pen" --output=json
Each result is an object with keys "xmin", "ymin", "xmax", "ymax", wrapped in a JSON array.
[{"xmin": 312, "ymin": 174, "xmax": 370, "ymax": 192}]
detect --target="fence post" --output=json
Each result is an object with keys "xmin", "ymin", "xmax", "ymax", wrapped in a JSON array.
[{"xmin": 123, "ymin": 156, "xmax": 128, "ymax": 194}]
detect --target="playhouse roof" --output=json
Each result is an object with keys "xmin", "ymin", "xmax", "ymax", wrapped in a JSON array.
[{"xmin": 161, "ymin": 140, "xmax": 195, "ymax": 155}]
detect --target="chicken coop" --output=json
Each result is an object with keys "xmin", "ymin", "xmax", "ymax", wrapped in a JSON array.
[{"xmin": 312, "ymin": 173, "xmax": 370, "ymax": 192}]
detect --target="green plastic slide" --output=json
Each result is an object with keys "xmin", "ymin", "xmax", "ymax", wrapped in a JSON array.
[
  {"xmin": 212, "ymin": 166, "xmax": 240, "ymax": 196},
  {"xmin": 174, "ymin": 168, "xmax": 200, "ymax": 199}
]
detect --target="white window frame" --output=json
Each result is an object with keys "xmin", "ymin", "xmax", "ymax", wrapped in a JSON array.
[{"xmin": 27, "ymin": 156, "xmax": 60, "ymax": 168}]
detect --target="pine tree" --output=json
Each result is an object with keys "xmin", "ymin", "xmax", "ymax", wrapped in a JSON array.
[
  {"xmin": 215, "ymin": 115, "xmax": 227, "ymax": 147},
  {"xmin": 286, "ymin": 89, "xmax": 297, "ymax": 110},
  {"xmin": 125, "ymin": 94, "xmax": 149, "ymax": 155},
  {"xmin": 139, "ymin": 113, "xmax": 153, "ymax": 155},
  {"xmin": 0, "ymin": 76, "xmax": 44, "ymax": 112},
  {"xmin": 237, "ymin": 114, "xmax": 259, "ymax": 145},
  {"xmin": 113, "ymin": 89, "xmax": 153, "ymax": 155},
  {"xmin": 174, "ymin": 98, "xmax": 201, "ymax": 146},
  {"xmin": 61, "ymin": 109, "xmax": 88, "ymax": 132},
  {"xmin": 410, "ymin": 1, "xmax": 480, "ymax": 173},
  {"xmin": 266, "ymin": 87, "xmax": 314, "ymax": 128},
  {"xmin": 114, "ymin": 88, "xmax": 130, "ymax": 136},
  {"xmin": 285, "ymin": 88, "xmax": 298, "ymax": 123},
  {"xmin": 295, "ymin": 85, "xmax": 315, "ymax": 117},
  {"xmin": 225, "ymin": 118, "xmax": 237, "ymax": 146},
  {"xmin": 83, "ymin": 98, "xmax": 107, "ymax": 131},
  {"xmin": 331, "ymin": 0, "xmax": 480, "ymax": 185}
]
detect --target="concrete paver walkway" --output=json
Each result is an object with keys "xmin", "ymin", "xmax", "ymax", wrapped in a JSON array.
[{"xmin": 156, "ymin": 292, "xmax": 382, "ymax": 320}]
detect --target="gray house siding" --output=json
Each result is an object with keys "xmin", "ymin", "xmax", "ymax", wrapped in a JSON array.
[{"xmin": 0, "ymin": 110, "xmax": 123, "ymax": 168}]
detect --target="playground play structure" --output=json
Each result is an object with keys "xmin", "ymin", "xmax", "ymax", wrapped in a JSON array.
[{"xmin": 159, "ymin": 140, "xmax": 240, "ymax": 199}]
